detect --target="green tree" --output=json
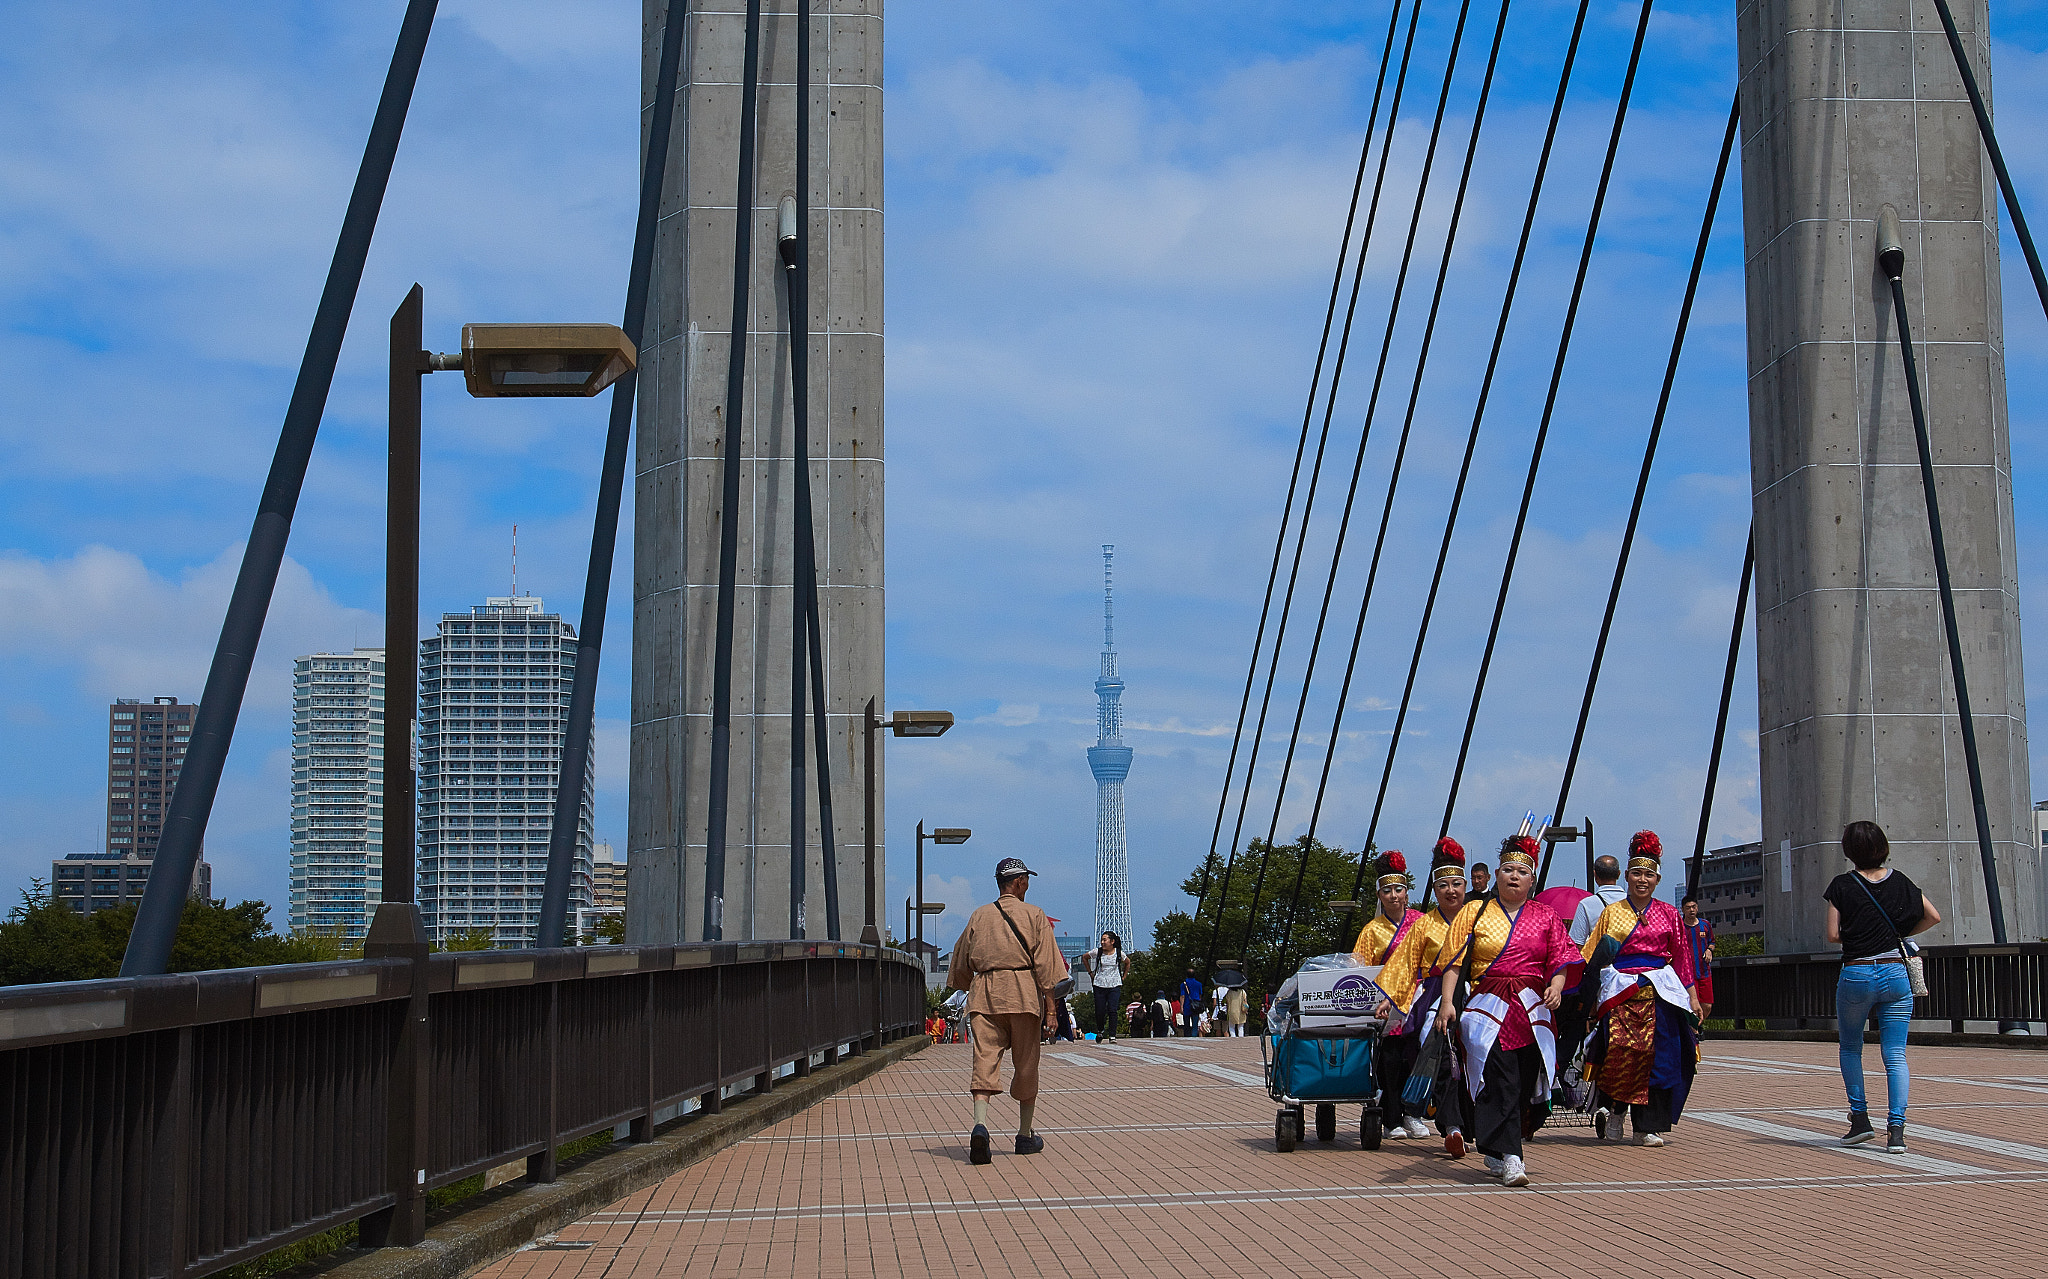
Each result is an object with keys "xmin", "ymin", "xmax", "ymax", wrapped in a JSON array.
[
  {"xmin": 0, "ymin": 886, "xmax": 317, "ymax": 986},
  {"xmin": 1134, "ymin": 837, "xmax": 1367, "ymax": 1025},
  {"xmin": 437, "ymin": 927, "xmax": 497, "ymax": 953},
  {"xmin": 584, "ymin": 915, "xmax": 626, "ymax": 945}
]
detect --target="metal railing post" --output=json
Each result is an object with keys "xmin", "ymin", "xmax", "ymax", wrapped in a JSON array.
[{"xmin": 526, "ymin": 983, "xmax": 560, "ymax": 1184}]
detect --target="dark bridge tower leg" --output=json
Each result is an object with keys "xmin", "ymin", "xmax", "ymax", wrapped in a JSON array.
[{"xmin": 1738, "ymin": 0, "xmax": 2035, "ymax": 951}]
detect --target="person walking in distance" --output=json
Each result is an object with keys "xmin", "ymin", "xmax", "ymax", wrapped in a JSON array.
[
  {"xmin": 1469, "ymin": 863, "xmax": 1492, "ymax": 899},
  {"xmin": 1681, "ymin": 896, "xmax": 1715, "ymax": 1021},
  {"xmin": 1179, "ymin": 968, "xmax": 1205, "ymax": 1038},
  {"xmin": 1825, "ymin": 821, "xmax": 1940, "ymax": 1154},
  {"xmin": 1570, "ymin": 856, "xmax": 1628, "ymax": 945},
  {"xmin": 1084, "ymin": 931, "xmax": 1128, "ymax": 1041},
  {"xmin": 1224, "ymin": 982, "xmax": 1248, "ymax": 1036},
  {"xmin": 946, "ymin": 858, "xmax": 1071, "ymax": 1165}
]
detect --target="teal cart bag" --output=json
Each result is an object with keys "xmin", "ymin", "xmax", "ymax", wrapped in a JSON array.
[{"xmin": 1272, "ymin": 1032, "xmax": 1376, "ymax": 1101}]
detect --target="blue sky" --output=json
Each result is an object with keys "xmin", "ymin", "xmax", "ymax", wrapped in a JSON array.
[{"xmin": 5, "ymin": 0, "xmax": 2048, "ymax": 953}]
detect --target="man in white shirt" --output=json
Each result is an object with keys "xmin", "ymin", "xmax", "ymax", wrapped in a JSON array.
[{"xmin": 1570, "ymin": 856, "xmax": 1628, "ymax": 943}]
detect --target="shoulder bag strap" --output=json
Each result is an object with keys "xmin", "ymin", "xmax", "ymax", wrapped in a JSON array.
[
  {"xmin": 993, "ymin": 898, "xmax": 1041, "ymax": 971},
  {"xmin": 1850, "ymin": 872, "xmax": 1913, "ymax": 962},
  {"xmin": 1452, "ymin": 898, "xmax": 1496, "ymax": 1011}
]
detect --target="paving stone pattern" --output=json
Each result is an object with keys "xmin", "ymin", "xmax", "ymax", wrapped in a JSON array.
[{"xmin": 477, "ymin": 1037, "xmax": 2046, "ymax": 1277}]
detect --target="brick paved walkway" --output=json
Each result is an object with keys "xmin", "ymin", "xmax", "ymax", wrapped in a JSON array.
[{"xmin": 479, "ymin": 1035, "xmax": 2048, "ymax": 1278}]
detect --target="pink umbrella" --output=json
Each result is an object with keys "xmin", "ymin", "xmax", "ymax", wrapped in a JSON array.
[{"xmin": 1535, "ymin": 885, "xmax": 1590, "ymax": 919}]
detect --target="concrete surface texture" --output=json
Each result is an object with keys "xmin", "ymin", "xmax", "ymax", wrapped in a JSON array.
[
  {"xmin": 629, "ymin": 0, "xmax": 884, "ymax": 944},
  {"xmin": 1738, "ymin": 0, "xmax": 2036, "ymax": 948},
  {"xmin": 471, "ymin": 1035, "xmax": 2048, "ymax": 1279}
]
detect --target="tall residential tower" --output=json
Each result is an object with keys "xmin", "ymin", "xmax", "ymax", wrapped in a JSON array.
[
  {"xmin": 1088, "ymin": 546, "xmax": 1132, "ymax": 946},
  {"xmin": 418, "ymin": 597, "xmax": 595, "ymax": 946},
  {"xmin": 288, "ymin": 650, "xmax": 385, "ymax": 940}
]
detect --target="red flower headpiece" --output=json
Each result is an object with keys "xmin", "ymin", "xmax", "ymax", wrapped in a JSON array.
[
  {"xmin": 1375, "ymin": 849, "xmax": 1413, "ymax": 889},
  {"xmin": 1498, "ymin": 833, "xmax": 1541, "ymax": 869},
  {"xmin": 1628, "ymin": 829, "xmax": 1663, "ymax": 866},
  {"xmin": 1432, "ymin": 837, "xmax": 1466, "ymax": 867}
]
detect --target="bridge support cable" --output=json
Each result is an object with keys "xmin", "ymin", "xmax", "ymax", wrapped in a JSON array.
[
  {"xmin": 1877, "ymin": 208, "xmax": 2013, "ymax": 947},
  {"xmin": 779, "ymin": 0, "xmax": 843, "ymax": 941},
  {"xmin": 704, "ymin": 0, "xmax": 766, "ymax": 941},
  {"xmin": 1535, "ymin": 96, "xmax": 1739, "ymax": 892},
  {"xmin": 1200, "ymin": 0, "xmax": 1424, "ymax": 969},
  {"xmin": 1931, "ymin": 0, "xmax": 2048, "ymax": 328},
  {"xmin": 1341, "ymin": 0, "xmax": 1604, "ymax": 913},
  {"xmin": 1237, "ymin": 0, "xmax": 1489, "ymax": 970},
  {"xmin": 1188, "ymin": 0, "xmax": 1408, "ymax": 938},
  {"xmin": 120, "ymin": 0, "xmax": 442, "ymax": 977},
  {"xmin": 537, "ymin": 0, "xmax": 688, "ymax": 948},
  {"xmin": 1686, "ymin": 530, "xmax": 1753, "ymax": 903},
  {"xmin": 1435, "ymin": 0, "xmax": 1659, "ymax": 849},
  {"xmin": 1267, "ymin": 0, "xmax": 1518, "ymax": 983}
]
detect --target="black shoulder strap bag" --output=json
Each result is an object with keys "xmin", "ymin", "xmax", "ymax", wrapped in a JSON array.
[
  {"xmin": 994, "ymin": 898, "xmax": 1075, "ymax": 999},
  {"xmin": 1850, "ymin": 873, "xmax": 1929, "ymax": 998}
]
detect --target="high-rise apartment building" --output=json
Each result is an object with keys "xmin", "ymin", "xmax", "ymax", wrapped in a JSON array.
[
  {"xmin": 418, "ymin": 597, "xmax": 594, "ymax": 946},
  {"xmin": 288, "ymin": 649, "xmax": 386, "ymax": 940},
  {"xmin": 589, "ymin": 841, "xmax": 624, "ymax": 913},
  {"xmin": 52, "ymin": 851, "xmax": 209, "ymax": 915},
  {"xmin": 107, "ymin": 696, "xmax": 197, "ymax": 859}
]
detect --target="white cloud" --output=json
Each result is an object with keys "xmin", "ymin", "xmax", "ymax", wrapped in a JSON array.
[{"xmin": 0, "ymin": 543, "xmax": 378, "ymax": 709}]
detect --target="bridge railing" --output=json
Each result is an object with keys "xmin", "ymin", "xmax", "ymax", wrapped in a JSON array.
[
  {"xmin": 0, "ymin": 942, "xmax": 926, "ymax": 1279},
  {"xmin": 1711, "ymin": 941, "xmax": 2048, "ymax": 1029}
]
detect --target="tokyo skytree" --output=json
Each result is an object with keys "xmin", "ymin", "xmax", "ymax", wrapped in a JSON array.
[{"xmin": 1088, "ymin": 545, "xmax": 1133, "ymax": 946}]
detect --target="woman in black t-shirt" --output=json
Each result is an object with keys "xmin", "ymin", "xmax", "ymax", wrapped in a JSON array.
[{"xmin": 1821, "ymin": 821, "xmax": 1940, "ymax": 1155}]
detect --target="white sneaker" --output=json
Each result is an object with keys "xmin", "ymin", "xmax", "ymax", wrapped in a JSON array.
[
  {"xmin": 1500, "ymin": 1155, "xmax": 1529, "ymax": 1187},
  {"xmin": 1638, "ymin": 1132, "xmax": 1665, "ymax": 1147},
  {"xmin": 1401, "ymin": 1117, "xmax": 1431, "ymax": 1140},
  {"xmin": 1483, "ymin": 1155, "xmax": 1504, "ymax": 1176}
]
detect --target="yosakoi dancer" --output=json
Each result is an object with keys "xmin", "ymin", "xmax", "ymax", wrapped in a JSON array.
[
  {"xmin": 1374, "ymin": 838, "xmax": 1472, "ymax": 1152},
  {"xmin": 1352, "ymin": 851, "xmax": 1426, "ymax": 1142},
  {"xmin": 1579, "ymin": 830, "xmax": 1701, "ymax": 1148},
  {"xmin": 1434, "ymin": 835, "xmax": 1579, "ymax": 1188}
]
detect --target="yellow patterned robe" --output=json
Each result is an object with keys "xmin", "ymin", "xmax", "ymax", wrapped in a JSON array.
[
  {"xmin": 1376, "ymin": 906, "xmax": 1458, "ymax": 1015},
  {"xmin": 1352, "ymin": 908, "xmax": 1418, "ymax": 966}
]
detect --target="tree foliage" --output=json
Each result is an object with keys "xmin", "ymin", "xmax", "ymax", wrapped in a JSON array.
[
  {"xmin": 1132, "ymin": 837, "xmax": 1367, "ymax": 1014},
  {"xmin": 0, "ymin": 882, "xmax": 329, "ymax": 986}
]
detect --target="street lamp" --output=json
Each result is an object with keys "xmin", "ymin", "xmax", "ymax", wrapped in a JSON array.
[
  {"xmin": 860, "ymin": 699, "xmax": 954, "ymax": 944},
  {"xmin": 915, "ymin": 822, "xmax": 970, "ymax": 954},
  {"xmin": 367, "ymin": 286, "xmax": 636, "ymax": 957}
]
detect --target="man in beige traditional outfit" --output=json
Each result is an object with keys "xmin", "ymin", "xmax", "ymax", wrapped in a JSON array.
[{"xmin": 946, "ymin": 857, "xmax": 1069, "ymax": 1164}]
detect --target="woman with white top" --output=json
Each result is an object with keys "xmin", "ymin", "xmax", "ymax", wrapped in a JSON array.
[{"xmin": 1084, "ymin": 931, "xmax": 1129, "ymax": 1041}]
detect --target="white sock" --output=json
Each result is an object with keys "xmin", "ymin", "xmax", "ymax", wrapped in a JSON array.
[
  {"xmin": 973, "ymin": 1097, "xmax": 989, "ymax": 1128},
  {"xmin": 1019, "ymin": 1101, "xmax": 1035, "ymax": 1137}
]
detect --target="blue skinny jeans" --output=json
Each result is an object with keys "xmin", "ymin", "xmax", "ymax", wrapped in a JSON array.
[{"xmin": 1837, "ymin": 961, "xmax": 1912, "ymax": 1125}]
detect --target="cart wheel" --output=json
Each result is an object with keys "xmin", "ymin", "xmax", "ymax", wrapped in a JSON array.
[
  {"xmin": 1315, "ymin": 1104, "xmax": 1337, "ymax": 1143},
  {"xmin": 1359, "ymin": 1107, "xmax": 1383, "ymax": 1151},
  {"xmin": 1274, "ymin": 1108, "xmax": 1297, "ymax": 1153}
]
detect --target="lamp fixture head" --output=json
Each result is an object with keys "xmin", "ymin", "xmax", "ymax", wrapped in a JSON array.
[
  {"xmin": 458, "ymin": 323, "xmax": 637, "ymax": 398},
  {"xmin": 889, "ymin": 710, "xmax": 954, "ymax": 738},
  {"xmin": 933, "ymin": 828, "xmax": 972, "ymax": 844}
]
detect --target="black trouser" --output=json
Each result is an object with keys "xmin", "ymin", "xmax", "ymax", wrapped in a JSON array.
[
  {"xmin": 1375, "ymin": 1033, "xmax": 1418, "ymax": 1125},
  {"xmin": 1092, "ymin": 988, "xmax": 1122, "ymax": 1038},
  {"xmin": 1474, "ymin": 1043, "xmax": 1543, "ymax": 1159}
]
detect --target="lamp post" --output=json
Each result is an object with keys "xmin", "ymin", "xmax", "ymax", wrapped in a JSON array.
[
  {"xmin": 860, "ymin": 700, "xmax": 954, "ymax": 944},
  {"xmin": 367, "ymin": 289, "xmax": 634, "ymax": 949},
  {"xmin": 915, "ymin": 822, "xmax": 970, "ymax": 954}
]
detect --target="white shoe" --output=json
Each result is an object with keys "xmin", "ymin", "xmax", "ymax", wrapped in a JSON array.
[
  {"xmin": 1500, "ymin": 1155, "xmax": 1529, "ymax": 1187},
  {"xmin": 1401, "ymin": 1117, "xmax": 1431, "ymax": 1140},
  {"xmin": 1483, "ymin": 1155, "xmax": 1505, "ymax": 1177},
  {"xmin": 1638, "ymin": 1132, "xmax": 1665, "ymax": 1147}
]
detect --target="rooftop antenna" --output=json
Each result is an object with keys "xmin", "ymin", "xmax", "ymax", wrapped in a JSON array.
[{"xmin": 512, "ymin": 524, "xmax": 519, "ymax": 597}]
